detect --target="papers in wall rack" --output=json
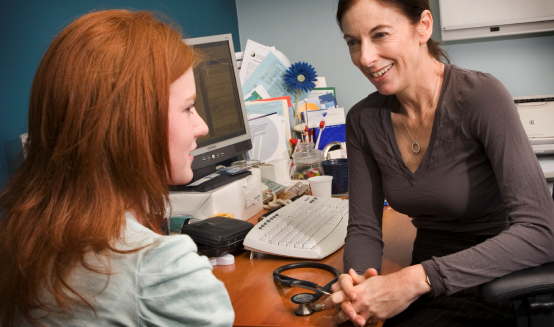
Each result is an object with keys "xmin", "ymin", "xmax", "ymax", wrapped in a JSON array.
[
  {"xmin": 239, "ymin": 40, "xmax": 274, "ymax": 85},
  {"xmin": 308, "ymin": 87, "xmax": 336, "ymax": 99},
  {"xmin": 244, "ymin": 85, "xmax": 270, "ymax": 101},
  {"xmin": 245, "ymin": 99, "xmax": 292, "ymax": 150},
  {"xmin": 247, "ymin": 113, "xmax": 289, "ymax": 163},
  {"xmin": 314, "ymin": 77, "xmax": 327, "ymax": 87},
  {"xmin": 310, "ymin": 108, "xmax": 347, "ymax": 150},
  {"xmin": 241, "ymin": 51, "xmax": 306, "ymax": 103}
]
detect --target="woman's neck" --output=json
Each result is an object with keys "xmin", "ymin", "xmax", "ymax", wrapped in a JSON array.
[{"xmin": 395, "ymin": 58, "xmax": 444, "ymax": 117}]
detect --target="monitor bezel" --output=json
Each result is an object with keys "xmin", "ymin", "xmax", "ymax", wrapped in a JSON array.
[{"xmin": 183, "ymin": 34, "xmax": 251, "ymax": 159}]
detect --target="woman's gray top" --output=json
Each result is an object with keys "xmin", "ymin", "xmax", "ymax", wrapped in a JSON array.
[{"xmin": 344, "ymin": 64, "xmax": 554, "ymax": 297}]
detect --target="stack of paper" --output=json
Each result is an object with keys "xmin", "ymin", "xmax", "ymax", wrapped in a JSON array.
[{"xmin": 239, "ymin": 39, "xmax": 343, "ymax": 161}]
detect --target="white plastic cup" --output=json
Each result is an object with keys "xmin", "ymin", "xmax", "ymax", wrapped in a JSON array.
[{"xmin": 308, "ymin": 176, "xmax": 333, "ymax": 198}]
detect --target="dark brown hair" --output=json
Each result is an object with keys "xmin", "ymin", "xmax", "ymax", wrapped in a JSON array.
[
  {"xmin": 0, "ymin": 9, "xmax": 196, "ymax": 326},
  {"xmin": 336, "ymin": 0, "xmax": 450, "ymax": 63}
]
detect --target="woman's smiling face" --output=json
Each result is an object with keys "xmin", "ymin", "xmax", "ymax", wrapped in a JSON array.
[{"xmin": 341, "ymin": 0, "xmax": 428, "ymax": 96}]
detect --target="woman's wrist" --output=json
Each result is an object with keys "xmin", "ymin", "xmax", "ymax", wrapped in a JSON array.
[{"xmin": 400, "ymin": 264, "xmax": 433, "ymax": 299}]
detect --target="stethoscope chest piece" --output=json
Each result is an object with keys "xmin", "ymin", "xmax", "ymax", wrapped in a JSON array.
[
  {"xmin": 291, "ymin": 293, "xmax": 316, "ymax": 316},
  {"xmin": 274, "ymin": 262, "xmax": 340, "ymax": 317}
]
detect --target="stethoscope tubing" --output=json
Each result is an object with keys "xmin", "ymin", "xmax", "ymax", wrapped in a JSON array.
[{"xmin": 273, "ymin": 262, "xmax": 341, "ymax": 302}]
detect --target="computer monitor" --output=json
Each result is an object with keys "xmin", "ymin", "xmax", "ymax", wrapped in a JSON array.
[{"xmin": 183, "ymin": 34, "xmax": 252, "ymax": 184}]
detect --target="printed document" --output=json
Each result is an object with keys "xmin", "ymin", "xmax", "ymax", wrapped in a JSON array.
[
  {"xmin": 245, "ymin": 99, "xmax": 291, "ymax": 145},
  {"xmin": 239, "ymin": 39, "xmax": 291, "ymax": 86},
  {"xmin": 247, "ymin": 113, "xmax": 289, "ymax": 163},
  {"xmin": 244, "ymin": 85, "xmax": 270, "ymax": 101},
  {"xmin": 242, "ymin": 52, "xmax": 306, "ymax": 104}
]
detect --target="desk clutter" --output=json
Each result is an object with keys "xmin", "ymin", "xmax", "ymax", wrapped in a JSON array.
[
  {"xmin": 236, "ymin": 39, "xmax": 347, "ymax": 175},
  {"xmin": 167, "ymin": 38, "xmax": 353, "ymax": 264}
]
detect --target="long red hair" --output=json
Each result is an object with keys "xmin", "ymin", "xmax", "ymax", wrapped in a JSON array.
[{"xmin": 0, "ymin": 10, "xmax": 196, "ymax": 326}]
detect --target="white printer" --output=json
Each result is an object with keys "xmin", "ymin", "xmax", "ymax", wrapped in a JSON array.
[
  {"xmin": 515, "ymin": 95, "xmax": 554, "ymax": 154},
  {"xmin": 515, "ymin": 95, "xmax": 554, "ymax": 179}
]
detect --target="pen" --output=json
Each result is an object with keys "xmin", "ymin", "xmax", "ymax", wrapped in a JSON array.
[
  {"xmin": 315, "ymin": 121, "xmax": 325, "ymax": 150},
  {"xmin": 248, "ymin": 112, "xmax": 277, "ymax": 121}
]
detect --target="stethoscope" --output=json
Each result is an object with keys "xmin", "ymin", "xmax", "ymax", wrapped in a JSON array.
[{"xmin": 273, "ymin": 262, "xmax": 341, "ymax": 316}]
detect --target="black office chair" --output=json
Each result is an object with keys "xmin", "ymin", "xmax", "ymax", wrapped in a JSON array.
[{"xmin": 476, "ymin": 191, "xmax": 554, "ymax": 327}]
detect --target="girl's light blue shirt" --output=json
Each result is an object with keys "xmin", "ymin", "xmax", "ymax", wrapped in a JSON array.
[{"xmin": 22, "ymin": 212, "xmax": 234, "ymax": 326}]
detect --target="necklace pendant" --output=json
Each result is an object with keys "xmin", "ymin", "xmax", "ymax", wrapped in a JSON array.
[{"xmin": 411, "ymin": 141, "xmax": 421, "ymax": 153}]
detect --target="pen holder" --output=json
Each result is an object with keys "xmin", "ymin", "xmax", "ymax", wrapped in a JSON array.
[
  {"xmin": 293, "ymin": 141, "xmax": 314, "ymax": 153},
  {"xmin": 321, "ymin": 159, "xmax": 348, "ymax": 194}
]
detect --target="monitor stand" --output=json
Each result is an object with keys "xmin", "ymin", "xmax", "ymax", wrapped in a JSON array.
[{"xmin": 169, "ymin": 164, "xmax": 252, "ymax": 192}]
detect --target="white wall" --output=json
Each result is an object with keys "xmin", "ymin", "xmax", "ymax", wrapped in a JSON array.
[{"xmin": 236, "ymin": 0, "xmax": 554, "ymax": 113}]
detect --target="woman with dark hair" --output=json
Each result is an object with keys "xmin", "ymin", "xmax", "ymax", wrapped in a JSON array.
[
  {"xmin": 0, "ymin": 10, "xmax": 233, "ymax": 327},
  {"xmin": 325, "ymin": 0, "xmax": 554, "ymax": 326}
]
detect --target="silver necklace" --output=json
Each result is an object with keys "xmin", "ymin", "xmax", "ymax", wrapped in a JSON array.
[{"xmin": 400, "ymin": 69, "xmax": 440, "ymax": 154}]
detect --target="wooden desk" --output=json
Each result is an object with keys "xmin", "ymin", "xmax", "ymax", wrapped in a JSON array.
[{"xmin": 212, "ymin": 206, "xmax": 417, "ymax": 327}]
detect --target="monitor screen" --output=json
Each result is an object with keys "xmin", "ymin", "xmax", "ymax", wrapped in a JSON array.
[
  {"xmin": 184, "ymin": 34, "xmax": 252, "ymax": 183},
  {"xmin": 193, "ymin": 40, "xmax": 247, "ymax": 148}
]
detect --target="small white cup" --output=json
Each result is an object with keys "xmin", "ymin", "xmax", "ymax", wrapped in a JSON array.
[{"xmin": 308, "ymin": 176, "xmax": 333, "ymax": 198}]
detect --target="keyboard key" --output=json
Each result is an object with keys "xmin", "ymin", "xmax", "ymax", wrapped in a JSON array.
[{"xmin": 303, "ymin": 239, "xmax": 317, "ymax": 249}]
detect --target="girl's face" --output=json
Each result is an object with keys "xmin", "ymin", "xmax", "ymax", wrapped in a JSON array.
[{"xmin": 167, "ymin": 68, "xmax": 208, "ymax": 185}]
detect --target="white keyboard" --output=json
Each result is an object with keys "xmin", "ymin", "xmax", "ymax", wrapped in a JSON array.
[{"xmin": 243, "ymin": 195, "xmax": 349, "ymax": 259}]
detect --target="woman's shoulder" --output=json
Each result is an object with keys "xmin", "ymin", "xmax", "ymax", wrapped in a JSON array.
[
  {"xmin": 44, "ymin": 215, "xmax": 233, "ymax": 326},
  {"xmin": 347, "ymin": 91, "xmax": 389, "ymax": 123},
  {"xmin": 121, "ymin": 213, "xmax": 206, "ymax": 272},
  {"xmin": 448, "ymin": 65, "xmax": 509, "ymax": 99},
  {"xmin": 444, "ymin": 65, "xmax": 517, "ymax": 139},
  {"xmin": 446, "ymin": 65, "xmax": 513, "ymax": 115},
  {"xmin": 123, "ymin": 214, "xmax": 235, "ymax": 326}
]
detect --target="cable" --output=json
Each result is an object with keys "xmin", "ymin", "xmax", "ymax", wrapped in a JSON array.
[{"xmin": 263, "ymin": 191, "xmax": 292, "ymax": 210}]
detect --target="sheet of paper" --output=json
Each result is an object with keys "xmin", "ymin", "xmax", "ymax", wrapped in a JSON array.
[
  {"xmin": 318, "ymin": 93, "xmax": 337, "ymax": 109},
  {"xmin": 245, "ymin": 99, "xmax": 291, "ymax": 147},
  {"xmin": 239, "ymin": 40, "xmax": 273, "ymax": 85},
  {"xmin": 296, "ymin": 93, "xmax": 337, "ymax": 123},
  {"xmin": 314, "ymin": 77, "xmax": 327, "ymax": 87},
  {"xmin": 305, "ymin": 110, "xmax": 330, "ymax": 128},
  {"xmin": 242, "ymin": 173, "xmax": 262, "ymax": 207},
  {"xmin": 244, "ymin": 84, "xmax": 270, "ymax": 101},
  {"xmin": 308, "ymin": 87, "xmax": 336, "ymax": 99},
  {"xmin": 312, "ymin": 108, "xmax": 346, "ymax": 150},
  {"xmin": 253, "ymin": 96, "xmax": 294, "ymax": 139},
  {"xmin": 321, "ymin": 107, "xmax": 345, "ymax": 125},
  {"xmin": 254, "ymin": 95, "xmax": 291, "ymax": 107},
  {"xmin": 246, "ymin": 99, "xmax": 286, "ymax": 117},
  {"xmin": 235, "ymin": 52, "xmax": 243, "ymax": 70},
  {"xmin": 241, "ymin": 51, "xmax": 308, "ymax": 104},
  {"xmin": 270, "ymin": 48, "xmax": 291, "ymax": 68},
  {"xmin": 247, "ymin": 113, "xmax": 289, "ymax": 163}
]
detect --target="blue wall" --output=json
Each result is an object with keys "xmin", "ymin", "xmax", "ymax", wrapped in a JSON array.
[{"xmin": 0, "ymin": 0, "xmax": 240, "ymax": 185}]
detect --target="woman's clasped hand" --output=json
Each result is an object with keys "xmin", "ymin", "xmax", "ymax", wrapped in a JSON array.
[{"xmin": 326, "ymin": 265, "xmax": 430, "ymax": 326}]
